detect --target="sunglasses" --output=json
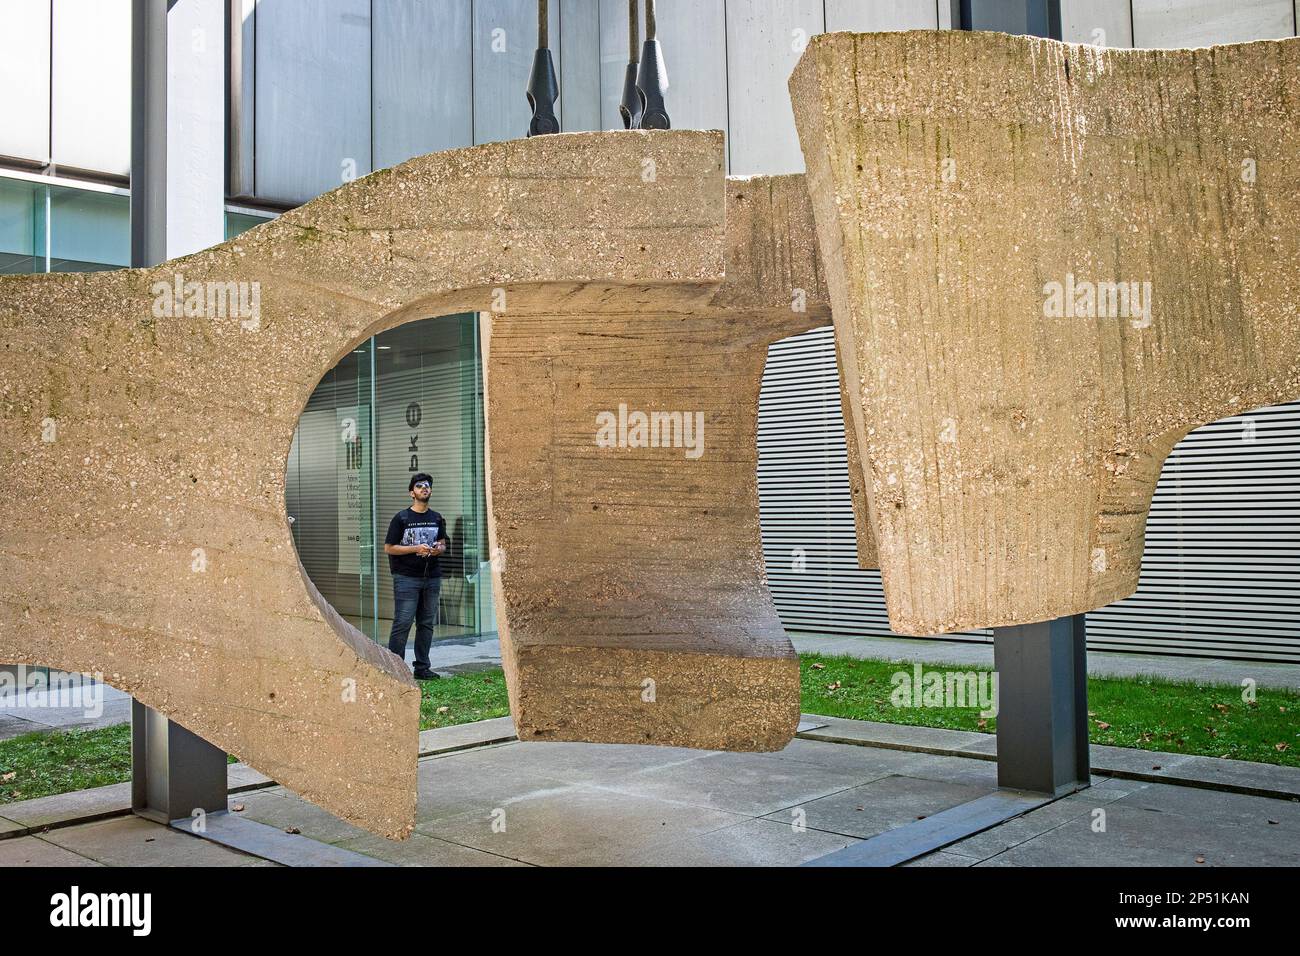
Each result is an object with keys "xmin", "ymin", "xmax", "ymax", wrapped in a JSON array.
[{"xmin": 413, "ymin": 482, "xmax": 431, "ymax": 490}]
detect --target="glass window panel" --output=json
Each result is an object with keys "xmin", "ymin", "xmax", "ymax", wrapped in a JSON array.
[
  {"xmin": 0, "ymin": 177, "xmax": 44, "ymax": 274},
  {"xmin": 48, "ymin": 185, "xmax": 128, "ymax": 272},
  {"xmin": 225, "ymin": 211, "xmax": 272, "ymax": 240}
]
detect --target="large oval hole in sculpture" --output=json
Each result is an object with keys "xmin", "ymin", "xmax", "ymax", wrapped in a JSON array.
[{"xmin": 286, "ymin": 312, "xmax": 498, "ymax": 671}]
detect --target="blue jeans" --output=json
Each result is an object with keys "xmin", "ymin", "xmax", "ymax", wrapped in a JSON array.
[{"xmin": 388, "ymin": 574, "xmax": 441, "ymax": 673}]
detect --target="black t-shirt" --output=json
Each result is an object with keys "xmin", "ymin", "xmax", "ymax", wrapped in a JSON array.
[{"xmin": 384, "ymin": 508, "xmax": 449, "ymax": 579}]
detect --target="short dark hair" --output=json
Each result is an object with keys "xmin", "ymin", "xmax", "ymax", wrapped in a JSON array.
[{"xmin": 408, "ymin": 473, "xmax": 433, "ymax": 492}]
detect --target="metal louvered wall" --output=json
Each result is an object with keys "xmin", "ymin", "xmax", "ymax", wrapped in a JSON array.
[{"xmin": 756, "ymin": 326, "xmax": 1300, "ymax": 663}]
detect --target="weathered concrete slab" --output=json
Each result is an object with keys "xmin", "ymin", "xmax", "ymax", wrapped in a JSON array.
[
  {"xmin": 0, "ymin": 781, "xmax": 132, "ymax": 831},
  {"xmin": 974, "ymin": 783, "xmax": 1300, "ymax": 867},
  {"xmin": 417, "ymin": 715, "xmax": 517, "ymax": 756},
  {"xmin": 334, "ymin": 829, "xmax": 530, "ymax": 867},
  {"xmin": 770, "ymin": 773, "xmax": 997, "ymax": 842},
  {"xmin": 791, "ymin": 31, "xmax": 1300, "ymax": 634},
  {"xmin": 639, "ymin": 817, "xmax": 861, "ymax": 867},
  {"xmin": 419, "ymin": 784, "xmax": 748, "ymax": 867},
  {"xmin": 483, "ymin": 174, "xmax": 827, "ymax": 751},
  {"xmin": 0, "ymin": 130, "xmax": 829, "ymax": 838},
  {"xmin": 39, "ymin": 814, "xmax": 267, "ymax": 866},
  {"xmin": 599, "ymin": 748, "xmax": 883, "ymax": 817},
  {"xmin": 0, "ymin": 835, "xmax": 103, "ymax": 867}
]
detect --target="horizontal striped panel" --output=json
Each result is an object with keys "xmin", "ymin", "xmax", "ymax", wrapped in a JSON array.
[{"xmin": 757, "ymin": 326, "xmax": 1300, "ymax": 663}]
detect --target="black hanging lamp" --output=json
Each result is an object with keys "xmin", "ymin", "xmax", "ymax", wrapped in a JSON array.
[
  {"xmin": 619, "ymin": 0, "xmax": 643, "ymax": 129},
  {"xmin": 634, "ymin": 0, "xmax": 669, "ymax": 129},
  {"xmin": 526, "ymin": 0, "xmax": 560, "ymax": 136}
]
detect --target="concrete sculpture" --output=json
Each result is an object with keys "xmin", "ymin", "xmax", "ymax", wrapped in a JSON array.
[
  {"xmin": 0, "ymin": 130, "xmax": 827, "ymax": 838},
  {"xmin": 791, "ymin": 30, "xmax": 1299, "ymax": 636},
  {"xmin": 5, "ymin": 28, "xmax": 1293, "ymax": 840}
]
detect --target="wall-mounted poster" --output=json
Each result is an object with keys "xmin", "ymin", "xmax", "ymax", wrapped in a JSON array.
[{"xmin": 337, "ymin": 405, "xmax": 364, "ymax": 575}]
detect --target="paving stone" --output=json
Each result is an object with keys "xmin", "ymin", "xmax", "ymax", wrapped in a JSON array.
[
  {"xmin": 420, "ymin": 785, "xmax": 748, "ymax": 867},
  {"xmin": 943, "ymin": 794, "xmax": 1108, "ymax": 861},
  {"xmin": 894, "ymin": 753, "xmax": 1002, "ymax": 789},
  {"xmin": 975, "ymin": 793, "xmax": 1300, "ymax": 867},
  {"xmin": 766, "ymin": 736, "xmax": 925, "ymax": 775},
  {"xmin": 40, "ymin": 815, "xmax": 266, "ymax": 866},
  {"xmin": 229, "ymin": 790, "xmax": 370, "ymax": 846},
  {"xmin": 415, "ymin": 747, "xmax": 576, "ymax": 826},
  {"xmin": 434, "ymin": 738, "xmax": 717, "ymax": 788},
  {"xmin": 227, "ymin": 762, "xmax": 275, "ymax": 790},
  {"xmin": 901, "ymin": 849, "xmax": 979, "ymax": 867},
  {"xmin": 0, "ymin": 782, "xmax": 131, "ymax": 829},
  {"xmin": 3, "ymin": 697, "xmax": 130, "ymax": 731},
  {"xmin": 600, "ymin": 748, "xmax": 878, "ymax": 817},
  {"xmin": 1109, "ymin": 780, "xmax": 1300, "ymax": 829},
  {"xmin": 334, "ymin": 830, "xmax": 530, "ymax": 866},
  {"xmin": 800, "ymin": 716, "xmax": 987, "ymax": 754},
  {"xmin": 638, "ymin": 817, "xmax": 860, "ymax": 867},
  {"xmin": 418, "ymin": 716, "xmax": 516, "ymax": 756},
  {"xmin": 1095, "ymin": 747, "xmax": 1300, "ymax": 799},
  {"xmin": 763, "ymin": 773, "xmax": 994, "ymax": 840},
  {"xmin": 0, "ymin": 835, "xmax": 102, "ymax": 867}
]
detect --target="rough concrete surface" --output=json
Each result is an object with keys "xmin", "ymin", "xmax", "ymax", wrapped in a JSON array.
[
  {"xmin": 791, "ymin": 31, "xmax": 1299, "ymax": 635},
  {"xmin": 0, "ymin": 131, "xmax": 825, "ymax": 836}
]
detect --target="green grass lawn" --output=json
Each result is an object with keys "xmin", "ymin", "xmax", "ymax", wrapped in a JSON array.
[
  {"xmin": 801, "ymin": 653, "xmax": 1300, "ymax": 768},
  {"xmin": 2, "ymin": 656, "xmax": 1296, "ymax": 807},
  {"xmin": 418, "ymin": 668, "xmax": 510, "ymax": 729},
  {"xmin": 0, "ymin": 722, "xmax": 133, "ymax": 805}
]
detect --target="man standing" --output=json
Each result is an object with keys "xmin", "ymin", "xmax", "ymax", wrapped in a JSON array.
[{"xmin": 383, "ymin": 473, "xmax": 450, "ymax": 680}]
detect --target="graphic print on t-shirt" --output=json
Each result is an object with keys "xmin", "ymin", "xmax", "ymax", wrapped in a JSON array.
[{"xmin": 400, "ymin": 524, "xmax": 444, "ymax": 548}]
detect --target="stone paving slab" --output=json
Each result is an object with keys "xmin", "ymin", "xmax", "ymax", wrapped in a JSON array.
[
  {"xmin": 0, "ymin": 834, "xmax": 103, "ymax": 866},
  {"xmin": 229, "ymin": 790, "xmax": 371, "ymax": 846},
  {"xmin": 764, "ymin": 736, "xmax": 928, "ymax": 775},
  {"xmin": 39, "ymin": 815, "xmax": 271, "ymax": 866},
  {"xmin": 418, "ymin": 716, "xmax": 516, "ymax": 756},
  {"xmin": 637, "ymin": 817, "xmax": 860, "ymax": 866},
  {"xmin": 973, "ymin": 797, "xmax": 1300, "ymax": 868},
  {"xmin": 0, "ymin": 781, "xmax": 132, "ymax": 831},
  {"xmin": 1091, "ymin": 745, "xmax": 1300, "ymax": 799},
  {"xmin": 228, "ymin": 762, "xmax": 275, "ymax": 791},
  {"xmin": 941, "ymin": 777, "xmax": 1142, "ymax": 861},
  {"xmin": 762, "ymin": 773, "xmax": 995, "ymax": 841},
  {"xmin": 3, "ymin": 714, "xmax": 1298, "ymax": 867},
  {"xmin": 902, "ymin": 849, "xmax": 979, "ymax": 867},
  {"xmin": 594, "ymin": 748, "xmax": 887, "ymax": 817},
  {"xmin": 433, "ymin": 738, "xmax": 719, "ymax": 789},
  {"xmin": 970, "ymin": 778, "xmax": 1300, "ymax": 867},
  {"xmin": 0, "ymin": 762, "xmax": 287, "ymax": 839},
  {"xmin": 417, "ymin": 784, "xmax": 750, "ymax": 867},
  {"xmin": 413, "ymin": 747, "xmax": 575, "ymax": 827},
  {"xmin": 798, "ymin": 714, "xmax": 993, "ymax": 757},
  {"xmin": 334, "ymin": 829, "xmax": 530, "ymax": 867}
]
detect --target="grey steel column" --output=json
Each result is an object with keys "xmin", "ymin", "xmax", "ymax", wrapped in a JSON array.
[
  {"xmin": 992, "ymin": 613, "xmax": 1090, "ymax": 795},
  {"xmin": 129, "ymin": 0, "xmax": 228, "ymax": 825},
  {"xmin": 130, "ymin": 0, "xmax": 168, "ymax": 268}
]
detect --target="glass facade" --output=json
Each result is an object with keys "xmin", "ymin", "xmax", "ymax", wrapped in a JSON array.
[
  {"xmin": 286, "ymin": 313, "xmax": 495, "ymax": 646},
  {"xmin": 0, "ymin": 175, "xmax": 130, "ymax": 274}
]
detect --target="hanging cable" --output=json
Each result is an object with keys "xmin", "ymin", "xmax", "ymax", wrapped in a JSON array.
[
  {"xmin": 619, "ymin": 0, "xmax": 643, "ymax": 129},
  {"xmin": 526, "ymin": 0, "xmax": 560, "ymax": 136},
  {"xmin": 634, "ymin": 0, "xmax": 669, "ymax": 129}
]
